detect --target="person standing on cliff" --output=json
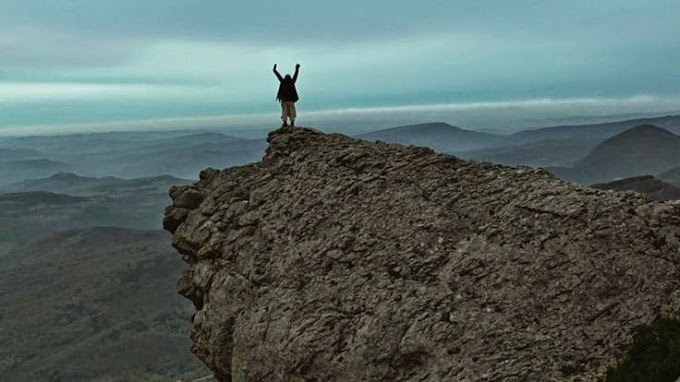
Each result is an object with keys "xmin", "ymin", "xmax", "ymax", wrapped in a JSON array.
[{"xmin": 273, "ymin": 63, "xmax": 300, "ymax": 127}]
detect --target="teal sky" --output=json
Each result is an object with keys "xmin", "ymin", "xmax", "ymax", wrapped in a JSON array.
[{"xmin": 1, "ymin": 0, "xmax": 680, "ymax": 135}]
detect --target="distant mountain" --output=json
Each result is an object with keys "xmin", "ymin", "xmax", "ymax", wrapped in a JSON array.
[
  {"xmin": 0, "ymin": 185, "xmax": 183, "ymax": 255},
  {"xmin": 0, "ymin": 134, "xmax": 151, "ymax": 156},
  {"xmin": 591, "ymin": 175, "xmax": 680, "ymax": 201},
  {"xmin": 0, "ymin": 159, "xmax": 72, "ymax": 186},
  {"xmin": 2, "ymin": 172, "xmax": 119, "ymax": 194},
  {"xmin": 0, "ymin": 130, "xmax": 267, "ymax": 181},
  {"xmin": 455, "ymin": 115, "xmax": 680, "ymax": 168},
  {"xmin": 547, "ymin": 125, "xmax": 680, "ymax": 184},
  {"xmin": 104, "ymin": 137, "xmax": 267, "ymax": 179},
  {"xmin": 356, "ymin": 122, "xmax": 503, "ymax": 152},
  {"xmin": 0, "ymin": 227, "xmax": 208, "ymax": 381},
  {"xmin": 0, "ymin": 172, "xmax": 191, "ymax": 256},
  {"xmin": 0, "ymin": 148, "xmax": 44, "ymax": 160},
  {"xmin": 578, "ymin": 125, "xmax": 680, "ymax": 180},
  {"xmin": 659, "ymin": 167, "xmax": 680, "ymax": 186},
  {"xmin": 0, "ymin": 191, "xmax": 120, "ymax": 253},
  {"xmin": 137, "ymin": 132, "xmax": 244, "ymax": 151},
  {"xmin": 0, "ymin": 191, "xmax": 89, "ymax": 205},
  {"xmin": 84, "ymin": 175, "xmax": 192, "ymax": 196},
  {"xmin": 0, "ymin": 129, "xmax": 218, "ymax": 153},
  {"xmin": 357, "ymin": 116, "xmax": 680, "ymax": 166},
  {"xmin": 3, "ymin": 172, "xmax": 191, "ymax": 196},
  {"xmin": 457, "ymin": 138, "xmax": 600, "ymax": 167},
  {"xmin": 511, "ymin": 114, "xmax": 680, "ymax": 144}
]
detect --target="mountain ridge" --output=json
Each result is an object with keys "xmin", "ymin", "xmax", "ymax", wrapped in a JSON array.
[
  {"xmin": 591, "ymin": 175, "xmax": 680, "ymax": 201},
  {"xmin": 510, "ymin": 114, "xmax": 680, "ymax": 142},
  {"xmin": 357, "ymin": 122, "xmax": 503, "ymax": 152},
  {"xmin": 2, "ymin": 172, "xmax": 191, "ymax": 196},
  {"xmin": 549, "ymin": 125, "xmax": 680, "ymax": 184}
]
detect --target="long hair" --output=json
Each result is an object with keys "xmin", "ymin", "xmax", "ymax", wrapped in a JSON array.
[{"xmin": 277, "ymin": 74, "xmax": 299, "ymax": 102}]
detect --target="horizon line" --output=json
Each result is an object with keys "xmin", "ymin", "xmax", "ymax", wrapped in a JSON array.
[{"xmin": 1, "ymin": 95, "xmax": 680, "ymax": 138}]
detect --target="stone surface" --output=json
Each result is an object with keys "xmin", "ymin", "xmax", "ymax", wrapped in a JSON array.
[{"xmin": 165, "ymin": 126, "xmax": 680, "ymax": 382}]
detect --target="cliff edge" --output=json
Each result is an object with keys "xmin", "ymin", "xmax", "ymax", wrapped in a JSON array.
[{"xmin": 164, "ymin": 126, "xmax": 680, "ymax": 381}]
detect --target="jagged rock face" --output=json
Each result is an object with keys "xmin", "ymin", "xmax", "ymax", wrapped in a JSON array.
[{"xmin": 165, "ymin": 126, "xmax": 680, "ymax": 382}]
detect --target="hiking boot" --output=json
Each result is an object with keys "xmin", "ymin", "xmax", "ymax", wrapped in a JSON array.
[
  {"xmin": 290, "ymin": 121, "xmax": 295, "ymax": 127},
  {"xmin": 281, "ymin": 121, "xmax": 288, "ymax": 127}
]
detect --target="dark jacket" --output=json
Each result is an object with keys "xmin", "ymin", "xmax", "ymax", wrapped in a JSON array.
[{"xmin": 274, "ymin": 66, "xmax": 300, "ymax": 102}]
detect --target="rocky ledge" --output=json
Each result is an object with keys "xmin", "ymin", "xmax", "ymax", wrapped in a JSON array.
[{"xmin": 164, "ymin": 126, "xmax": 680, "ymax": 381}]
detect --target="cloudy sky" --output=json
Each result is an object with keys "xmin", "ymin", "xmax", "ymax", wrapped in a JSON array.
[{"xmin": 1, "ymin": 0, "xmax": 680, "ymax": 135}]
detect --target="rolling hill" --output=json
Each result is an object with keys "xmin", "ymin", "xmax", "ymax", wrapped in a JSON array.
[
  {"xmin": 355, "ymin": 116, "xmax": 680, "ymax": 170},
  {"xmin": 457, "ymin": 138, "xmax": 600, "ymax": 167},
  {"xmin": 0, "ymin": 173, "xmax": 191, "ymax": 255},
  {"xmin": 510, "ymin": 114, "xmax": 680, "ymax": 143},
  {"xmin": 458, "ymin": 115, "xmax": 680, "ymax": 168},
  {"xmin": 0, "ymin": 131, "xmax": 268, "ymax": 182},
  {"xmin": 0, "ymin": 227, "xmax": 208, "ymax": 381},
  {"xmin": 2, "ymin": 172, "xmax": 191, "ymax": 197},
  {"xmin": 591, "ymin": 175, "xmax": 680, "ymax": 201},
  {"xmin": 0, "ymin": 148, "xmax": 45, "ymax": 160},
  {"xmin": 547, "ymin": 125, "xmax": 680, "ymax": 184},
  {"xmin": 356, "ymin": 122, "xmax": 503, "ymax": 152},
  {"xmin": 103, "ymin": 137, "xmax": 267, "ymax": 179},
  {"xmin": 578, "ymin": 125, "xmax": 680, "ymax": 181},
  {"xmin": 659, "ymin": 167, "xmax": 680, "ymax": 186},
  {"xmin": 0, "ymin": 159, "xmax": 72, "ymax": 186}
]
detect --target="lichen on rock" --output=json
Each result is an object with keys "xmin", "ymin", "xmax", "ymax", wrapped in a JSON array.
[{"xmin": 165, "ymin": 126, "xmax": 680, "ymax": 382}]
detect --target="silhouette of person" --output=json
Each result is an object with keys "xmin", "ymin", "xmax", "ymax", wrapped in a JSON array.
[{"xmin": 273, "ymin": 63, "xmax": 300, "ymax": 127}]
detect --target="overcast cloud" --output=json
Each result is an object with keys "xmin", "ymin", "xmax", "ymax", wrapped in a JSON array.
[{"xmin": 1, "ymin": 0, "xmax": 679, "ymax": 134}]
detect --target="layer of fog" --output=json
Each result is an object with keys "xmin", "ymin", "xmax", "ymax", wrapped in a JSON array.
[{"xmin": 1, "ymin": 96, "xmax": 679, "ymax": 139}]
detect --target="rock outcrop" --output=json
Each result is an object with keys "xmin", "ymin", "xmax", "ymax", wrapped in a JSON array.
[{"xmin": 164, "ymin": 126, "xmax": 680, "ymax": 382}]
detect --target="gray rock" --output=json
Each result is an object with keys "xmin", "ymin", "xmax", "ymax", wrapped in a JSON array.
[
  {"xmin": 165, "ymin": 126, "xmax": 680, "ymax": 382},
  {"xmin": 171, "ymin": 185, "xmax": 205, "ymax": 209}
]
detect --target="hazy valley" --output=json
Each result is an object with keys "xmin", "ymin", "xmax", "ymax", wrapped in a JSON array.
[
  {"xmin": 0, "ymin": 228, "xmax": 206, "ymax": 381},
  {"xmin": 0, "ymin": 131, "xmax": 267, "ymax": 185}
]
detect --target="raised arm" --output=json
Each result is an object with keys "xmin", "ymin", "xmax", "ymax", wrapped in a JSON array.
[
  {"xmin": 293, "ymin": 64, "xmax": 300, "ymax": 83},
  {"xmin": 273, "ymin": 64, "xmax": 283, "ymax": 81}
]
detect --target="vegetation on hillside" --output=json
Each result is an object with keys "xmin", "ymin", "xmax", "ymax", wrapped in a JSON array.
[{"xmin": 606, "ymin": 318, "xmax": 680, "ymax": 382}]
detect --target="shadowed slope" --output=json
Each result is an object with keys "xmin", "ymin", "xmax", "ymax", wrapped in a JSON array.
[
  {"xmin": 578, "ymin": 125, "xmax": 680, "ymax": 178},
  {"xmin": 0, "ymin": 227, "xmax": 208, "ymax": 381},
  {"xmin": 592, "ymin": 175, "xmax": 680, "ymax": 201}
]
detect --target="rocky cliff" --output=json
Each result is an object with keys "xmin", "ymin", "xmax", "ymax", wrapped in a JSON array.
[{"xmin": 164, "ymin": 126, "xmax": 680, "ymax": 382}]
